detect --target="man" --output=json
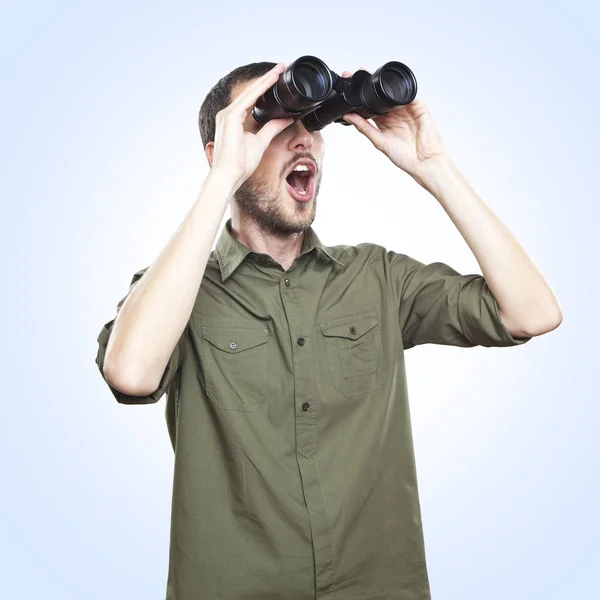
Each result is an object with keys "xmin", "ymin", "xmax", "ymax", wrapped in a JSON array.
[{"xmin": 95, "ymin": 61, "xmax": 562, "ymax": 599}]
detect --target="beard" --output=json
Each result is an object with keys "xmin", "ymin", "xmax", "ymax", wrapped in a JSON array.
[{"xmin": 233, "ymin": 168, "xmax": 322, "ymax": 237}]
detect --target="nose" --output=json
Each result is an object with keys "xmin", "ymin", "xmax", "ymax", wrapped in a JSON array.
[{"xmin": 287, "ymin": 120, "xmax": 313, "ymax": 151}]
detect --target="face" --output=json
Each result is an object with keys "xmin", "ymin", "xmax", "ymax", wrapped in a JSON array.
[{"xmin": 216, "ymin": 79, "xmax": 325, "ymax": 237}]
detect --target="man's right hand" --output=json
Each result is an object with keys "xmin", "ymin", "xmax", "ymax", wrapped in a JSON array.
[{"xmin": 210, "ymin": 63, "xmax": 294, "ymax": 191}]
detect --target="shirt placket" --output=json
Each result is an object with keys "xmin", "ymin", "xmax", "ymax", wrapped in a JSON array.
[{"xmin": 280, "ymin": 269, "xmax": 337, "ymax": 596}]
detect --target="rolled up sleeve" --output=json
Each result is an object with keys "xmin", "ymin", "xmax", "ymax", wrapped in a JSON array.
[
  {"xmin": 94, "ymin": 267, "xmax": 189, "ymax": 404},
  {"xmin": 386, "ymin": 252, "xmax": 532, "ymax": 350}
]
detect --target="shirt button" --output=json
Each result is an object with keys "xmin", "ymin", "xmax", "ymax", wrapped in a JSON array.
[
  {"xmin": 284, "ymin": 278, "xmax": 291, "ymax": 287},
  {"xmin": 297, "ymin": 337, "xmax": 305, "ymax": 346},
  {"xmin": 229, "ymin": 340, "xmax": 238, "ymax": 350},
  {"xmin": 350, "ymin": 326, "xmax": 357, "ymax": 335},
  {"xmin": 302, "ymin": 402, "xmax": 310, "ymax": 412}
]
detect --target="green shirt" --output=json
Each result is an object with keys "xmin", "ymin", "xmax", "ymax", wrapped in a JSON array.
[{"xmin": 95, "ymin": 217, "xmax": 531, "ymax": 599}]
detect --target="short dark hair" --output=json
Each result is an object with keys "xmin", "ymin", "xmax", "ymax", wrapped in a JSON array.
[{"xmin": 198, "ymin": 61, "xmax": 277, "ymax": 149}]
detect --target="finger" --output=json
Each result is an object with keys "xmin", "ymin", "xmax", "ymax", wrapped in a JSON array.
[
  {"xmin": 341, "ymin": 70, "xmax": 352, "ymax": 78},
  {"xmin": 228, "ymin": 64, "xmax": 286, "ymax": 115},
  {"xmin": 229, "ymin": 63, "xmax": 285, "ymax": 113},
  {"xmin": 255, "ymin": 116, "xmax": 295, "ymax": 148},
  {"xmin": 343, "ymin": 113, "xmax": 385, "ymax": 150}
]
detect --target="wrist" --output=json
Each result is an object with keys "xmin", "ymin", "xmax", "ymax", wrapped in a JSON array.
[
  {"xmin": 196, "ymin": 171, "xmax": 239, "ymax": 209},
  {"xmin": 205, "ymin": 168, "xmax": 242, "ymax": 196},
  {"xmin": 411, "ymin": 154, "xmax": 455, "ymax": 195}
]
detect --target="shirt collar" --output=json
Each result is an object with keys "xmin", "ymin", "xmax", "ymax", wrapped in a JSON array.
[{"xmin": 214, "ymin": 218, "xmax": 345, "ymax": 281}]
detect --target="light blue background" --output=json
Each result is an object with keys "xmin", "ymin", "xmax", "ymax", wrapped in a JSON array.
[{"xmin": 2, "ymin": 1, "xmax": 598, "ymax": 598}]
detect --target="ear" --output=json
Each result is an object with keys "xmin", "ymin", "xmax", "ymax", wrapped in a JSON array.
[{"xmin": 205, "ymin": 141, "xmax": 214, "ymax": 168}]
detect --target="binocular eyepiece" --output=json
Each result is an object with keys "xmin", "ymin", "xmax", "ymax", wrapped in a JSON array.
[{"xmin": 252, "ymin": 56, "xmax": 418, "ymax": 132}]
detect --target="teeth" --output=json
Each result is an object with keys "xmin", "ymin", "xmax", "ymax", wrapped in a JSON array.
[{"xmin": 293, "ymin": 165, "xmax": 310, "ymax": 172}]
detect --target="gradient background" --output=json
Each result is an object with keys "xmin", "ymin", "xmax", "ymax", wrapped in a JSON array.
[{"xmin": 2, "ymin": 1, "xmax": 598, "ymax": 598}]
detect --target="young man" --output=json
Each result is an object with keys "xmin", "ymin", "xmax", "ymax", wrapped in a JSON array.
[{"xmin": 95, "ymin": 61, "xmax": 562, "ymax": 599}]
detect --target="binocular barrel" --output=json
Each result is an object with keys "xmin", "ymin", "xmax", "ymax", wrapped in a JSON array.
[{"xmin": 252, "ymin": 56, "xmax": 418, "ymax": 132}]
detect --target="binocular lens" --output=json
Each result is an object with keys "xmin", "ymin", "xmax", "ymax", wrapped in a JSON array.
[
  {"xmin": 252, "ymin": 56, "xmax": 333, "ymax": 124},
  {"xmin": 293, "ymin": 64, "xmax": 327, "ymax": 100},
  {"xmin": 378, "ymin": 64, "xmax": 417, "ymax": 104}
]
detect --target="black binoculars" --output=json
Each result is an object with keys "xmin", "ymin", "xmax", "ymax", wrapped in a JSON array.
[{"xmin": 252, "ymin": 55, "xmax": 418, "ymax": 133}]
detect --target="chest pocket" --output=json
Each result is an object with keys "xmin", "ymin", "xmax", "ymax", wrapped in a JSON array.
[
  {"xmin": 319, "ymin": 312, "xmax": 386, "ymax": 398},
  {"xmin": 198, "ymin": 324, "xmax": 269, "ymax": 411}
]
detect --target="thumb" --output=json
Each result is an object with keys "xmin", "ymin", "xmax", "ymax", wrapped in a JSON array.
[{"xmin": 256, "ymin": 117, "xmax": 294, "ymax": 147}]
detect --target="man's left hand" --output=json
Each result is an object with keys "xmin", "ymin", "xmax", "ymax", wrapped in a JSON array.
[{"xmin": 340, "ymin": 69, "xmax": 447, "ymax": 179}]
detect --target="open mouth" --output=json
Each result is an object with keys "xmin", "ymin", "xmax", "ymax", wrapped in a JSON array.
[{"xmin": 284, "ymin": 160, "xmax": 316, "ymax": 201}]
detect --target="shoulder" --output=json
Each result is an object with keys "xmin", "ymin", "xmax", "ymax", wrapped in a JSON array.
[{"xmin": 324, "ymin": 241, "xmax": 408, "ymax": 266}]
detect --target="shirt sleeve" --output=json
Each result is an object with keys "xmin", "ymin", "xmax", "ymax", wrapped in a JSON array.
[
  {"xmin": 385, "ymin": 251, "xmax": 532, "ymax": 350},
  {"xmin": 94, "ymin": 267, "xmax": 189, "ymax": 404}
]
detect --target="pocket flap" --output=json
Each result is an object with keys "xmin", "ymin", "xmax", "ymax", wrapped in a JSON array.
[
  {"xmin": 201, "ymin": 326, "xmax": 268, "ymax": 353},
  {"xmin": 319, "ymin": 314, "xmax": 379, "ymax": 340}
]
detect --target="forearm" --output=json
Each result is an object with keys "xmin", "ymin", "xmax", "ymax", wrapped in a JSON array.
[
  {"xmin": 103, "ymin": 170, "xmax": 236, "ymax": 394},
  {"xmin": 412, "ymin": 155, "xmax": 562, "ymax": 336}
]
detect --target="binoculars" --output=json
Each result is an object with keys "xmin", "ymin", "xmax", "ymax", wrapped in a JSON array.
[{"xmin": 252, "ymin": 55, "xmax": 418, "ymax": 132}]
